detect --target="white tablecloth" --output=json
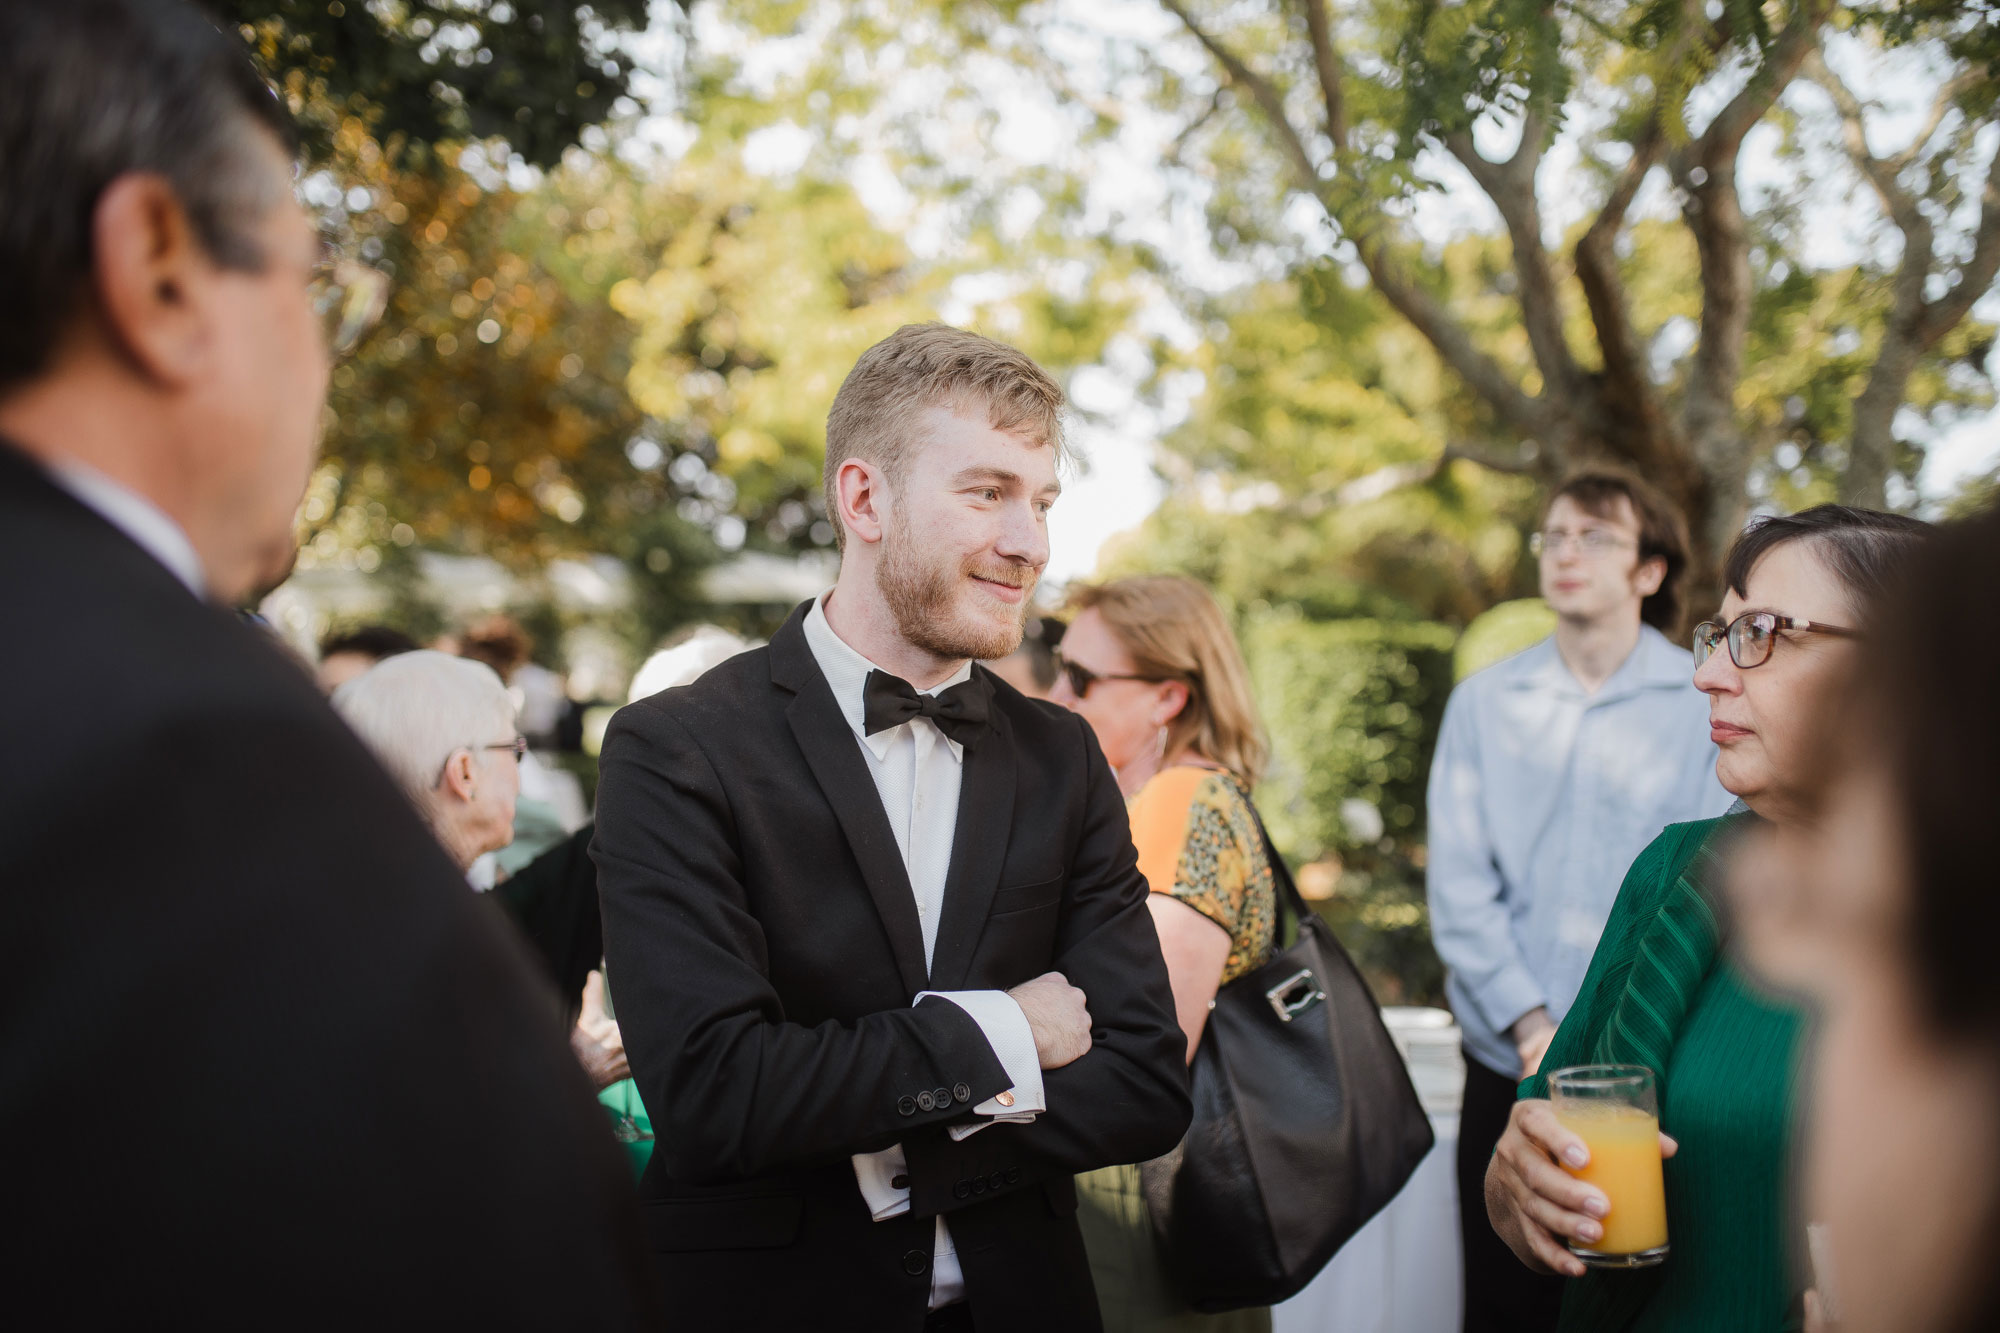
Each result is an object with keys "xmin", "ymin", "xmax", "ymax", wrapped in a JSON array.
[{"xmin": 1273, "ymin": 1007, "xmax": 1466, "ymax": 1333}]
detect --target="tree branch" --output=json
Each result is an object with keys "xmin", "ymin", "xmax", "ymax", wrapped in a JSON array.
[
  {"xmin": 1674, "ymin": 5, "xmax": 1831, "ymax": 537},
  {"xmin": 1444, "ymin": 120, "xmax": 1580, "ymax": 400},
  {"xmin": 1160, "ymin": 0, "xmax": 1550, "ymax": 439},
  {"xmin": 1916, "ymin": 122, "xmax": 2000, "ymax": 345},
  {"xmin": 1299, "ymin": 0, "xmax": 1349, "ymax": 150},
  {"xmin": 1158, "ymin": 0, "xmax": 1318, "ymax": 187},
  {"xmin": 1303, "ymin": 439, "xmax": 1544, "ymax": 513},
  {"xmin": 1573, "ymin": 126, "xmax": 1679, "ymax": 469}
]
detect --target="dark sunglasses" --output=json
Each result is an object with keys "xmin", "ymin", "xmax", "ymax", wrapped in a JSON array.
[
  {"xmin": 1055, "ymin": 654, "xmax": 1167, "ymax": 699},
  {"xmin": 1692, "ymin": 611, "xmax": 1860, "ymax": 670}
]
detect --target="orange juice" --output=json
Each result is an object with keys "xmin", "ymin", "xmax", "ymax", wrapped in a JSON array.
[{"xmin": 1553, "ymin": 1102, "xmax": 1669, "ymax": 1256}]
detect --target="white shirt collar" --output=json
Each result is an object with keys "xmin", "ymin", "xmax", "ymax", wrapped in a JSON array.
[
  {"xmin": 802, "ymin": 591, "xmax": 972, "ymax": 762},
  {"xmin": 46, "ymin": 458, "xmax": 206, "ymax": 598}
]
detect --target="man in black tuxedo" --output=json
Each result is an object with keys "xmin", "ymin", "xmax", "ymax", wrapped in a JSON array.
[
  {"xmin": 0, "ymin": 2, "xmax": 655, "ymax": 1324},
  {"xmin": 594, "ymin": 324, "xmax": 1192, "ymax": 1331}
]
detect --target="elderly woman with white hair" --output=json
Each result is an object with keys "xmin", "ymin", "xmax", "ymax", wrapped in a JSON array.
[
  {"xmin": 331, "ymin": 653, "xmax": 630, "ymax": 1095},
  {"xmin": 332, "ymin": 650, "xmax": 525, "ymax": 874}
]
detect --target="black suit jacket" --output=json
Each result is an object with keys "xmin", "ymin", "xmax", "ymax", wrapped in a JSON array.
[
  {"xmin": 593, "ymin": 602, "xmax": 1192, "ymax": 1332},
  {"xmin": 0, "ymin": 442, "xmax": 658, "ymax": 1328}
]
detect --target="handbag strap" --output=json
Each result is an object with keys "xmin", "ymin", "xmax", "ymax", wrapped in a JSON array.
[{"xmin": 1240, "ymin": 799, "xmax": 1313, "ymax": 948}]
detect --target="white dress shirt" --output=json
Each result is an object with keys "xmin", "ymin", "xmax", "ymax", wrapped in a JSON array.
[
  {"xmin": 802, "ymin": 593, "xmax": 1045, "ymax": 1309},
  {"xmin": 46, "ymin": 457, "xmax": 206, "ymax": 599}
]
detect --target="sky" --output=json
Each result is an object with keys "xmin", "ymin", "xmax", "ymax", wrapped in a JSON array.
[{"xmin": 636, "ymin": 0, "xmax": 2000, "ymax": 583}]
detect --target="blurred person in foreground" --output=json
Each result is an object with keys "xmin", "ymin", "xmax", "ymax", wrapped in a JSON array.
[
  {"xmin": 593, "ymin": 323, "xmax": 1190, "ymax": 1331},
  {"xmin": 332, "ymin": 650, "xmax": 629, "ymax": 1093},
  {"xmin": 1727, "ymin": 504, "xmax": 2000, "ymax": 1333},
  {"xmin": 0, "ymin": 2, "xmax": 653, "ymax": 1324},
  {"xmin": 315, "ymin": 622, "xmax": 418, "ymax": 693},
  {"xmin": 1429, "ymin": 468, "xmax": 1731, "ymax": 1333},
  {"xmin": 1050, "ymin": 574, "xmax": 1277, "ymax": 1333},
  {"xmin": 1486, "ymin": 506, "xmax": 1928, "ymax": 1333}
]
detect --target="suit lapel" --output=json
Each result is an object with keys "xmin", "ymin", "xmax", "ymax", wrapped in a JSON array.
[
  {"xmin": 772, "ymin": 609, "xmax": 932, "ymax": 998},
  {"xmin": 927, "ymin": 675, "xmax": 1016, "ymax": 992}
]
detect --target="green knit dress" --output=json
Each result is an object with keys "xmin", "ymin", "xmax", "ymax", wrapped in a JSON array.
[{"xmin": 1519, "ymin": 815, "xmax": 1806, "ymax": 1333}]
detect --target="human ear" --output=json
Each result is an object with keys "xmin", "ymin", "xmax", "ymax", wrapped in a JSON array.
[
  {"xmin": 836, "ymin": 458, "xmax": 889, "ymax": 547},
  {"xmin": 92, "ymin": 173, "xmax": 220, "ymax": 388},
  {"xmin": 1634, "ymin": 554, "xmax": 1667, "ymax": 599},
  {"xmin": 439, "ymin": 749, "xmax": 477, "ymax": 803},
  {"xmin": 1153, "ymin": 679, "xmax": 1191, "ymax": 726}
]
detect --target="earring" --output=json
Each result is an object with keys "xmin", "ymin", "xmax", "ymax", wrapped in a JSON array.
[{"xmin": 1152, "ymin": 724, "xmax": 1168, "ymax": 764}]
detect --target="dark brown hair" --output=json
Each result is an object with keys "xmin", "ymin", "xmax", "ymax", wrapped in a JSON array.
[
  {"xmin": 1723, "ymin": 504, "xmax": 1931, "ymax": 617},
  {"xmin": 1542, "ymin": 467, "xmax": 1692, "ymax": 632},
  {"xmin": 0, "ymin": 0, "xmax": 296, "ymax": 393}
]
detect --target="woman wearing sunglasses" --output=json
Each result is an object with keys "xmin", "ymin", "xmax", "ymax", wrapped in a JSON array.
[
  {"xmin": 1485, "ymin": 504, "xmax": 1929, "ymax": 1333},
  {"xmin": 1050, "ymin": 574, "xmax": 1275, "ymax": 1333}
]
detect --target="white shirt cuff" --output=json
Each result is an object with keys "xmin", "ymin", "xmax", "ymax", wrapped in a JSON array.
[
  {"xmin": 917, "ymin": 989, "xmax": 1045, "ymax": 1139},
  {"xmin": 852, "ymin": 1143, "xmax": 911, "ymax": 1220}
]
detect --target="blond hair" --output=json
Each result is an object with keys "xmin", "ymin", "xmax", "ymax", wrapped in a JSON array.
[
  {"xmin": 1067, "ymin": 575, "xmax": 1268, "ymax": 787},
  {"xmin": 823, "ymin": 323, "xmax": 1069, "ymax": 549}
]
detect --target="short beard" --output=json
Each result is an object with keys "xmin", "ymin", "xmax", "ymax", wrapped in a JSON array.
[{"xmin": 875, "ymin": 514, "xmax": 1032, "ymax": 662}]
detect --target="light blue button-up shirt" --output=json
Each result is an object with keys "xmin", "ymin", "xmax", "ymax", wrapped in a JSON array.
[{"xmin": 1425, "ymin": 626, "xmax": 1733, "ymax": 1077}]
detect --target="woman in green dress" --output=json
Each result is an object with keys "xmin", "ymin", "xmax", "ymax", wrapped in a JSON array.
[
  {"xmin": 1051, "ymin": 575, "xmax": 1276, "ymax": 1333},
  {"xmin": 1484, "ymin": 505, "xmax": 1929, "ymax": 1332}
]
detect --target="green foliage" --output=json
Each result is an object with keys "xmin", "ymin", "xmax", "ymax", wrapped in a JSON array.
[
  {"xmin": 1102, "ymin": 270, "xmax": 1541, "ymax": 625},
  {"xmin": 1454, "ymin": 597, "xmax": 1556, "ymax": 681},
  {"xmin": 1245, "ymin": 612, "xmax": 1457, "ymax": 1004},
  {"xmin": 218, "ymin": 0, "xmax": 653, "ymax": 165}
]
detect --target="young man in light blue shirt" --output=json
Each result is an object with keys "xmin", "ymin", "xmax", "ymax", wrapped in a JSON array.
[{"xmin": 1428, "ymin": 470, "xmax": 1731, "ymax": 1333}]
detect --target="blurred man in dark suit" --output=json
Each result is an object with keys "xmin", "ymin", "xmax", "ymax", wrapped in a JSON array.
[{"xmin": 0, "ymin": 2, "xmax": 657, "ymax": 1325}]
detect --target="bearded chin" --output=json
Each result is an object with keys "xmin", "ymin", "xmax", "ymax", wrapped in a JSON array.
[{"xmin": 875, "ymin": 519, "xmax": 1030, "ymax": 662}]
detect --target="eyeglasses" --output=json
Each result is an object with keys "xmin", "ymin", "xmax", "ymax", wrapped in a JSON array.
[
  {"xmin": 1692, "ymin": 611, "xmax": 1861, "ymax": 670},
  {"xmin": 1055, "ymin": 654, "xmax": 1166, "ymax": 699},
  {"xmin": 309, "ymin": 246, "xmax": 390, "ymax": 358},
  {"xmin": 434, "ymin": 735, "xmax": 526, "ymax": 786},
  {"xmin": 1530, "ymin": 527, "xmax": 1637, "ymax": 558}
]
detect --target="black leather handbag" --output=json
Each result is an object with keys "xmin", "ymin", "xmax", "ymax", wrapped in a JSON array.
[{"xmin": 1139, "ymin": 808, "xmax": 1435, "ymax": 1312}]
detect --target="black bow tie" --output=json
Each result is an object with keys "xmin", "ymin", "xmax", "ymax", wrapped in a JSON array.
[{"xmin": 862, "ymin": 670, "xmax": 989, "ymax": 749}]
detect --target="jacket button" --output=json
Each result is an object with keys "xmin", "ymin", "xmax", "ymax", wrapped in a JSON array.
[
  {"xmin": 903, "ymin": 1249, "xmax": 929, "ymax": 1276},
  {"xmin": 891, "ymin": 1174, "xmax": 909, "ymax": 1189},
  {"xmin": 1004, "ymin": 1166, "xmax": 1021, "ymax": 1185},
  {"xmin": 916, "ymin": 1090, "xmax": 935, "ymax": 1112},
  {"xmin": 897, "ymin": 1096, "xmax": 917, "ymax": 1116},
  {"xmin": 953, "ymin": 1082, "xmax": 972, "ymax": 1104},
  {"xmin": 988, "ymin": 1171, "xmax": 1006, "ymax": 1192},
  {"xmin": 953, "ymin": 1180, "xmax": 973, "ymax": 1200},
  {"xmin": 933, "ymin": 1087, "xmax": 953, "ymax": 1108}
]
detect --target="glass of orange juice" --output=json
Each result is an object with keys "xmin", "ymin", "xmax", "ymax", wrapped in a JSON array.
[{"xmin": 1549, "ymin": 1064, "xmax": 1669, "ymax": 1268}]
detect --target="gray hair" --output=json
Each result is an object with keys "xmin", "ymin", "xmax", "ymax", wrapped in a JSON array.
[{"xmin": 332, "ymin": 651, "xmax": 516, "ymax": 811}]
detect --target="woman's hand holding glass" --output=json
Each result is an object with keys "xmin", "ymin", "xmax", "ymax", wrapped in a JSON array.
[{"xmin": 1485, "ymin": 1098, "xmax": 1679, "ymax": 1278}]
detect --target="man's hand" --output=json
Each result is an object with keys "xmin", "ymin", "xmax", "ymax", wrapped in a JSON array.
[
  {"xmin": 1008, "ymin": 971, "xmax": 1093, "ymax": 1070},
  {"xmin": 1511, "ymin": 1006, "xmax": 1559, "ymax": 1079}
]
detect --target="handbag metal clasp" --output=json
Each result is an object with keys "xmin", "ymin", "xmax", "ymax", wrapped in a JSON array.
[{"xmin": 1265, "ymin": 969, "xmax": 1326, "ymax": 1022}]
